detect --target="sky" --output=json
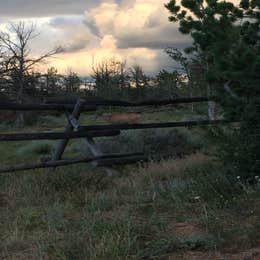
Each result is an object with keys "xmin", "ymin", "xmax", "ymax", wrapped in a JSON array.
[{"xmin": 0, "ymin": 0, "xmax": 237, "ymax": 76}]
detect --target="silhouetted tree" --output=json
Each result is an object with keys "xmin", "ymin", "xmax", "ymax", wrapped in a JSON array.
[
  {"xmin": 45, "ymin": 67, "xmax": 61, "ymax": 95},
  {"xmin": 92, "ymin": 58, "xmax": 129, "ymax": 98},
  {"xmin": 63, "ymin": 69, "xmax": 81, "ymax": 93},
  {"xmin": 0, "ymin": 22, "xmax": 61, "ymax": 125},
  {"xmin": 129, "ymin": 65, "xmax": 148, "ymax": 88},
  {"xmin": 155, "ymin": 69, "xmax": 180, "ymax": 98}
]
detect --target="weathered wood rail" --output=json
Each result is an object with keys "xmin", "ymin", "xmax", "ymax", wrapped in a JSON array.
[
  {"xmin": 45, "ymin": 96, "xmax": 212, "ymax": 106},
  {"xmin": 0, "ymin": 96, "xmax": 225, "ymax": 175},
  {"xmin": 0, "ymin": 103, "xmax": 96, "ymax": 111},
  {"xmin": 0, "ymin": 120, "xmax": 231, "ymax": 141},
  {"xmin": 0, "ymin": 130, "xmax": 121, "ymax": 141},
  {"xmin": 79, "ymin": 120, "xmax": 229, "ymax": 131},
  {"xmin": 0, "ymin": 153, "xmax": 147, "ymax": 174}
]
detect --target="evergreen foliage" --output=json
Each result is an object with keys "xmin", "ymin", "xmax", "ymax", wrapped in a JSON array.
[{"xmin": 165, "ymin": 0, "xmax": 260, "ymax": 179}]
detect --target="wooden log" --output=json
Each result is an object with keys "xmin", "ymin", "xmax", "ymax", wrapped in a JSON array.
[
  {"xmin": 80, "ymin": 120, "xmax": 235, "ymax": 132},
  {"xmin": 0, "ymin": 120, "xmax": 235, "ymax": 142},
  {"xmin": 67, "ymin": 112, "xmax": 114, "ymax": 177},
  {"xmin": 0, "ymin": 103, "xmax": 96, "ymax": 112},
  {"xmin": 45, "ymin": 96, "xmax": 213, "ymax": 107},
  {"xmin": 0, "ymin": 153, "xmax": 145, "ymax": 174},
  {"xmin": 52, "ymin": 99, "xmax": 83, "ymax": 161},
  {"xmin": 0, "ymin": 130, "xmax": 121, "ymax": 141}
]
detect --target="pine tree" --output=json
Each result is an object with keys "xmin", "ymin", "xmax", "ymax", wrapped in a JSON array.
[{"xmin": 165, "ymin": 0, "xmax": 260, "ymax": 179}]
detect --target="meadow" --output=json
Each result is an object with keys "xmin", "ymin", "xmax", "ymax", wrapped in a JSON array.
[
  {"xmin": 0, "ymin": 0, "xmax": 259, "ymax": 258},
  {"xmin": 0, "ymin": 107, "xmax": 260, "ymax": 259}
]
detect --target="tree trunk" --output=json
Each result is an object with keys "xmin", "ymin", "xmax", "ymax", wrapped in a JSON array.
[
  {"xmin": 16, "ymin": 73, "xmax": 25, "ymax": 127},
  {"xmin": 190, "ymin": 87, "xmax": 194, "ymax": 113},
  {"xmin": 207, "ymin": 85, "xmax": 215, "ymax": 120}
]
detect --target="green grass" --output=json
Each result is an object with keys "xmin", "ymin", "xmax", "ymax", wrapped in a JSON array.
[{"xmin": 0, "ymin": 109, "xmax": 259, "ymax": 259}]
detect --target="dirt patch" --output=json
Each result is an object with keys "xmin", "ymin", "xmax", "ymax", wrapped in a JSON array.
[
  {"xmin": 173, "ymin": 222, "xmax": 205, "ymax": 237},
  {"xmin": 168, "ymin": 247, "xmax": 260, "ymax": 259},
  {"xmin": 167, "ymin": 219, "xmax": 206, "ymax": 237},
  {"xmin": 166, "ymin": 219, "xmax": 260, "ymax": 259}
]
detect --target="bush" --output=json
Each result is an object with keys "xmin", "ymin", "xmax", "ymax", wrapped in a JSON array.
[
  {"xmin": 16, "ymin": 141, "xmax": 56, "ymax": 156},
  {"xmin": 208, "ymin": 114, "xmax": 260, "ymax": 182},
  {"xmin": 69, "ymin": 128, "xmax": 203, "ymax": 159}
]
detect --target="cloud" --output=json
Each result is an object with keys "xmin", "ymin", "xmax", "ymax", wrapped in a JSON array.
[
  {"xmin": 87, "ymin": 2, "xmax": 119, "ymax": 36},
  {"xmin": 42, "ymin": 46, "xmax": 171, "ymax": 76},
  {"xmin": 83, "ymin": 14, "xmax": 101, "ymax": 37},
  {"xmin": 0, "ymin": 0, "xmax": 100, "ymax": 18},
  {"xmin": 1, "ymin": 0, "xmax": 193, "ymax": 75},
  {"xmin": 49, "ymin": 16, "xmax": 86, "ymax": 28},
  {"xmin": 45, "ymin": 0, "xmax": 186, "ymax": 75},
  {"xmin": 48, "ymin": 16, "xmax": 94, "ymax": 52},
  {"xmin": 86, "ymin": 0, "xmax": 190, "ymax": 50},
  {"xmin": 100, "ymin": 35, "xmax": 118, "ymax": 49},
  {"xmin": 40, "ymin": 0, "xmax": 187, "ymax": 73}
]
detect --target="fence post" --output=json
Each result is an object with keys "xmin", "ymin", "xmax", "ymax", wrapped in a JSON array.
[
  {"xmin": 52, "ymin": 98, "xmax": 84, "ymax": 161},
  {"xmin": 67, "ymin": 108, "xmax": 114, "ymax": 177}
]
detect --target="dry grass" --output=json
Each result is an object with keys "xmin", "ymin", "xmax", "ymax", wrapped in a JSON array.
[
  {"xmin": 129, "ymin": 153, "xmax": 211, "ymax": 179},
  {"xmin": 0, "ymin": 152, "xmax": 259, "ymax": 259},
  {"xmin": 0, "ymin": 108, "xmax": 259, "ymax": 259}
]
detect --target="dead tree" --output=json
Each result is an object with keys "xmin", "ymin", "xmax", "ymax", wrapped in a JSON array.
[{"xmin": 0, "ymin": 22, "xmax": 61, "ymax": 126}]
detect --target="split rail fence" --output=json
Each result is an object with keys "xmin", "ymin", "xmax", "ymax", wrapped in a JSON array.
[{"xmin": 0, "ymin": 96, "xmax": 229, "ymax": 175}]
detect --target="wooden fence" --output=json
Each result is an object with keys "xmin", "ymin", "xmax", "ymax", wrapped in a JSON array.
[{"xmin": 0, "ymin": 96, "xmax": 228, "ymax": 175}]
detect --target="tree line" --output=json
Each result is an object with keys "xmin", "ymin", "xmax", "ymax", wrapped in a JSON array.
[{"xmin": 0, "ymin": 22, "xmax": 212, "ymax": 109}]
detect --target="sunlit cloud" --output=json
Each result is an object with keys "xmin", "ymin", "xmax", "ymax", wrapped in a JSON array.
[{"xmin": 0, "ymin": 0, "xmax": 241, "ymax": 76}]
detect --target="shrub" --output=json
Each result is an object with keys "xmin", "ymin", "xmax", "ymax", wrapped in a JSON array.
[
  {"xmin": 70, "ymin": 128, "xmax": 203, "ymax": 159},
  {"xmin": 16, "ymin": 141, "xmax": 55, "ymax": 156}
]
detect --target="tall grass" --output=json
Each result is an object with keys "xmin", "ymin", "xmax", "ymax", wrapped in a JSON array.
[{"xmin": 1, "ymin": 153, "xmax": 259, "ymax": 259}]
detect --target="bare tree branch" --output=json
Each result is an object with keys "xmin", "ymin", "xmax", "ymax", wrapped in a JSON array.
[{"xmin": 0, "ymin": 21, "xmax": 63, "ymax": 126}]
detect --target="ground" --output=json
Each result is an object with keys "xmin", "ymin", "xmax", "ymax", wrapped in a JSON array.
[{"xmin": 0, "ymin": 108, "xmax": 259, "ymax": 259}]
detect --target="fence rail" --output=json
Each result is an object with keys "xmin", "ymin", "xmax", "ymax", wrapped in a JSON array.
[
  {"xmin": 0, "ymin": 120, "xmax": 231, "ymax": 142},
  {"xmin": 45, "ymin": 96, "xmax": 213, "ymax": 107},
  {"xmin": 0, "ymin": 153, "xmax": 147, "ymax": 174},
  {"xmin": 0, "ymin": 103, "xmax": 96, "ymax": 112},
  {"xmin": 0, "ymin": 130, "xmax": 121, "ymax": 141},
  {"xmin": 80, "ymin": 120, "xmax": 230, "ymax": 132},
  {"xmin": 0, "ymin": 96, "xmax": 212, "ymax": 111},
  {"xmin": 0, "ymin": 96, "xmax": 228, "ymax": 175}
]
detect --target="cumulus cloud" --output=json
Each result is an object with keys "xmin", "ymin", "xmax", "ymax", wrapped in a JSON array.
[
  {"xmin": 48, "ymin": 16, "xmax": 94, "ymax": 53},
  {"xmin": 32, "ymin": 0, "xmax": 188, "ymax": 75},
  {"xmin": 86, "ymin": 0, "xmax": 190, "ymax": 50},
  {"xmin": 49, "ymin": 0, "xmax": 187, "ymax": 75},
  {"xmin": 1, "ymin": 0, "xmax": 193, "ymax": 75}
]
